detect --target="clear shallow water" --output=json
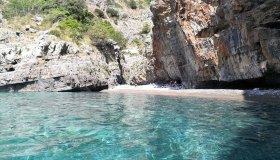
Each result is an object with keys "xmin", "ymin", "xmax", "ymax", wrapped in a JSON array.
[{"xmin": 0, "ymin": 93, "xmax": 279, "ymax": 160}]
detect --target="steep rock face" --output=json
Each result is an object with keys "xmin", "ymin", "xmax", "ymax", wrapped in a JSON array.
[
  {"xmin": 86, "ymin": 0, "xmax": 156, "ymax": 85},
  {"xmin": 0, "ymin": 32, "xmax": 111, "ymax": 92},
  {"xmin": 0, "ymin": 1, "xmax": 155, "ymax": 92},
  {"xmin": 152, "ymin": 0, "xmax": 280, "ymax": 88}
]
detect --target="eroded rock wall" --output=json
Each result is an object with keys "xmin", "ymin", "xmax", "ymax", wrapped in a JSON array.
[
  {"xmin": 86, "ymin": 0, "xmax": 155, "ymax": 85},
  {"xmin": 152, "ymin": 0, "xmax": 280, "ymax": 88},
  {"xmin": 0, "ymin": 1, "xmax": 155, "ymax": 92},
  {"xmin": 0, "ymin": 31, "xmax": 111, "ymax": 92}
]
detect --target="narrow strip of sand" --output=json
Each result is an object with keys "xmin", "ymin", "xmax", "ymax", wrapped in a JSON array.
[{"xmin": 101, "ymin": 85, "xmax": 280, "ymax": 102}]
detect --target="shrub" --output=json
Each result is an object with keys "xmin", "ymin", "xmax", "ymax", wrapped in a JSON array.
[
  {"xmin": 115, "ymin": 2, "xmax": 123, "ymax": 9},
  {"xmin": 89, "ymin": 20, "xmax": 127, "ymax": 48},
  {"xmin": 144, "ymin": 0, "xmax": 151, "ymax": 5},
  {"xmin": 95, "ymin": 8, "xmax": 105, "ymax": 18},
  {"xmin": 3, "ymin": 0, "xmax": 94, "ymax": 22},
  {"xmin": 2, "ymin": 0, "xmax": 126, "ymax": 47},
  {"xmin": 133, "ymin": 38, "xmax": 143, "ymax": 48},
  {"xmin": 49, "ymin": 29, "xmax": 61, "ymax": 37},
  {"xmin": 106, "ymin": 0, "xmax": 115, "ymax": 5},
  {"xmin": 70, "ymin": 33, "xmax": 83, "ymax": 44},
  {"xmin": 89, "ymin": 20, "xmax": 115, "ymax": 44},
  {"xmin": 3, "ymin": 0, "xmax": 48, "ymax": 18},
  {"xmin": 106, "ymin": 8, "xmax": 119, "ymax": 18},
  {"xmin": 59, "ymin": 18, "xmax": 81, "ymax": 31},
  {"xmin": 111, "ymin": 31, "xmax": 127, "ymax": 48},
  {"xmin": 47, "ymin": 9, "xmax": 69, "ymax": 22},
  {"xmin": 121, "ymin": 13, "xmax": 129, "ymax": 19},
  {"xmin": 141, "ymin": 22, "xmax": 151, "ymax": 34},
  {"xmin": 128, "ymin": 0, "xmax": 137, "ymax": 9},
  {"xmin": 62, "ymin": 0, "xmax": 94, "ymax": 23}
]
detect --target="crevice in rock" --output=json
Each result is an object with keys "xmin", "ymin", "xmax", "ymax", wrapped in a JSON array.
[
  {"xmin": 11, "ymin": 61, "xmax": 18, "ymax": 65},
  {"xmin": 7, "ymin": 67, "xmax": 15, "ymax": 72},
  {"xmin": 96, "ymin": 42, "xmax": 126, "ymax": 85},
  {"xmin": 59, "ymin": 43, "xmax": 69, "ymax": 56},
  {"xmin": 43, "ymin": 43, "xmax": 50, "ymax": 56},
  {"xmin": 261, "ymin": 22, "xmax": 280, "ymax": 29},
  {"xmin": 197, "ymin": 22, "xmax": 230, "ymax": 38}
]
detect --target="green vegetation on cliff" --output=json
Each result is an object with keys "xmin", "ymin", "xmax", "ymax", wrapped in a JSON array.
[
  {"xmin": 2, "ymin": 0, "xmax": 127, "ymax": 47},
  {"xmin": 141, "ymin": 22, "xmax": 151, "ymax": 34},
  {"xmin": 89, "ymin": 20, "xmax": 127, "ymax": 48}
]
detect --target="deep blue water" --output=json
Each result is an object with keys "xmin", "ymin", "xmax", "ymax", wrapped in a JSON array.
[{"xmin": 0, "ymin": 92, "xmax": 279, "ymax": 160}]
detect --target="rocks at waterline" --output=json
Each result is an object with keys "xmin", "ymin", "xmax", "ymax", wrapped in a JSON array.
[
  {"xmin": 0, "ymin": 32, "xmax": 111, "ymax": 92},
  {"xmin": 0, "ymin": 26, "xmax": 153, "ymax": 92}
]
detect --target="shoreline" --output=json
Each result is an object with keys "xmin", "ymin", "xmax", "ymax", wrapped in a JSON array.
[{"xmin": 101, "ymin": 85, "xmax": 280, "ymax": 102}]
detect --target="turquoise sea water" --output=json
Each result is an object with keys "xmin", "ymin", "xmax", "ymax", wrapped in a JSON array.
[{"xmin": 0, "ymin": 92, "xmax": 279, "ymax": 160}]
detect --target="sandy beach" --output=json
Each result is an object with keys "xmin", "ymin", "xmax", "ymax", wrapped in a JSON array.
[{"xmin": 102, "ymin": 84, "xmax": 280, "ymax": 102}]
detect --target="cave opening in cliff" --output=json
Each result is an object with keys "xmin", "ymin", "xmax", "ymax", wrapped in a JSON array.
[
  {"xmin": 197, "ymin": 73, "xmax": 280, "ymax": 89},
  {"xmin": 60, "ymin": 85, "xmax": 109, "ymax": 92},
  {"xmin": 261, "ymin": 22, "xmax": 280, "ymax": 29}
]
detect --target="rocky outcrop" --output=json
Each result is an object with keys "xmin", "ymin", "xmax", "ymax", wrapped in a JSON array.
[
  {"xmin": 152, "ymin": 0, "xmax": 280, "ymax": 88},
  {"xmin": 86, "ymin": 0, "xmax": 155, "ymax": 86},
  {"xmin": 0, "ymin": 31, "xmax": 112, "ymax": 92},
  {"xmin": 122, "ymin": 33, "xmax": 156, "ymax": 85},
  {"xmin": 0, "ymin": 1, "xmax": 155, "ymax": 92}
]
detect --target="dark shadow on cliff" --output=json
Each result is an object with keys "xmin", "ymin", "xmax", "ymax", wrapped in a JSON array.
[
  {"xmin": 0, "ymin": 81, "xmax": 35, "ymax": 92},
  {"xmin": 196, "ymin": 72, "xmax": 280, "ymax": 89},
  {"xmin": 173, "ymin": 0, "xmax": 280, "ymax": 91},
  {"xmin": 96, "ymin": 43, "xmax": 126, "ymax": 85},
  {"xmin": 60, "ymin": 85, "xmax": 109, "ymax": 92}
]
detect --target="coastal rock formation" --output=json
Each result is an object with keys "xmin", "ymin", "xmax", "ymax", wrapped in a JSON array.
[
  {"xmin": 86, "ymin": 0, "xmax": 155, "ymax": 85},
  {"xmin": 0, "ymin": 31, "xmax": 111, "ymax": 91},
  {"xmin": 3, "ymin": 0, "xmax": 280, "ymax": 91},
  {"xmin": 152, "ymin": 0, "xmax": 280, "ymax": 88},
  {"xmin": 0, "ymin": 1, "xmax": 154, "ymax": 92}
]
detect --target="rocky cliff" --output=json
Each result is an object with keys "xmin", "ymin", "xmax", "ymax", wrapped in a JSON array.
[
  {"xmin": 0, "ymin": 0, "xmax": 153, "ymax": 92},
  {"xmin": 86, "ymin": 0, "xmax": 155, "ymax": 85},
  {"xmin": 152, "ymin": 0, "xmax": 280, "ymax": 88},
  {"xmin": 2, "ymin": 0, "xmax": 280, "ymax": 91},
  {"xmin": 0, "ymin": 30, "xmax": 114, "ymax": 91}
]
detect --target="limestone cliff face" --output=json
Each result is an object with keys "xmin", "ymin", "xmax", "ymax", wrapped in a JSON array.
[
  {"xmin": 0, "ymin": 1, "xmax": 154, "ymax": 92},
  {"xmin": 0, "ymin": 31, "xmax": 111, "ymax": 91},
  {"xmin": 152, "ymin": 0, "xmax": 280, "ymax": 88},
  {"xmin": 86, "ymin": 0, "xmax": 155, "ymax": 85}
]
